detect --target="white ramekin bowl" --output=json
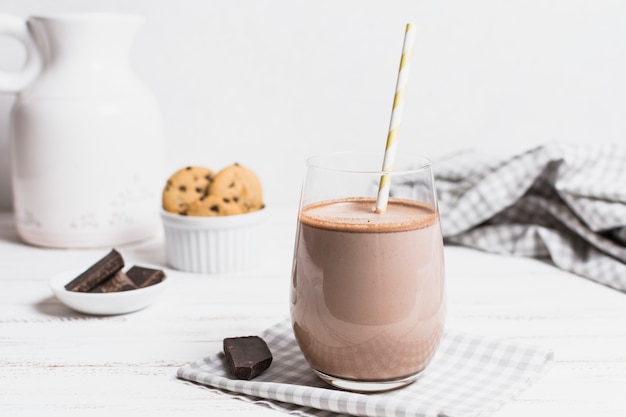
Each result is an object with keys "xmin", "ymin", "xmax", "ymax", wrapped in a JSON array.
[{"xmin": 160, "ymin": 208, "xmax": 269, "ymax": 274}]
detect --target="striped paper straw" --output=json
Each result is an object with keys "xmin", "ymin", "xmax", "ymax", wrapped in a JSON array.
[{"xmin": 375, "ymin": 23, "xmax": 416, "ymax": 213}]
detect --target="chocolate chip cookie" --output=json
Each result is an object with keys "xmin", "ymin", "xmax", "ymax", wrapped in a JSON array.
[
  {"xmin": 162, "ymin": 166, "xmax": 214, "ymax": 214},
  {"xmin": 209, "ymin": 163, "xmax": 263, "ymax": 213}
]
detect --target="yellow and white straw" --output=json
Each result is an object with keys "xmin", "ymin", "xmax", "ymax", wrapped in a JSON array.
[{"xmin": 376, "ymin": 23, "xmax": 416, "ymax": 214}]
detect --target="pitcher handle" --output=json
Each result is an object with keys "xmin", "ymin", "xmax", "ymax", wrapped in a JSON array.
[{"xmin": 0, "ymin": 15, "xmax": 42, "ymax": 92}]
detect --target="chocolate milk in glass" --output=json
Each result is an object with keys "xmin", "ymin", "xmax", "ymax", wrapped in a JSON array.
[{"xmin": 291, "ymin": 197, "xmax": 446, "ymax": 386}]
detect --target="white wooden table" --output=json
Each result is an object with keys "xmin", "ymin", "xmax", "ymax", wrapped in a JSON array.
[{"xmin": 2, "ymin": 206, "xmax": 625, "ymax": 416}]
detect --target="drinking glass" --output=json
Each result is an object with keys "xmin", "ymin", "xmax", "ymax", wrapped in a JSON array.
[{"xmin": 290, "ymin": 151, "xmax": 446, "ymax": 392}]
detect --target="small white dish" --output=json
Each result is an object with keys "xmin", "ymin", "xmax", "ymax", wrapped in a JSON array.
[
  {"xmin": 160, "ymin": 207, "xmax": 269, "ymax": 274},
  {"xmin": 49, "ymin": 267, "xmax": 168, "ymax": 315}
]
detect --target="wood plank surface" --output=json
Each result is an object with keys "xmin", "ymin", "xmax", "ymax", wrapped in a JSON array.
[{"xmin": 1, "ymin": 208, "xmax": 625, "ymax": 416}]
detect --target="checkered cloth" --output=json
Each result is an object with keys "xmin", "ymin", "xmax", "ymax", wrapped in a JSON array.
[
  {"xmin": 177, "ymin": 319, "xmax": 552, "ymax": 417},
  {"xmin": 429, "ymin": 143, "xmax": 626, "ymax": 292}
]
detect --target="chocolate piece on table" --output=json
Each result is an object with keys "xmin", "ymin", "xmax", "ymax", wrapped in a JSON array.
[
  {"xmin": 90, "ymin": 270, "xmax": 138, "ymax": 293},
  {"xmin": 64, "ymin": 249, "xmax": 125, "ymax": 292},
  {"xmin": 126, "ymin": 266, "xmax": 165, "ymax": 288},
  {"xmin": 223, "ymin": 336, "xmax": 273, "ymax": 380}
]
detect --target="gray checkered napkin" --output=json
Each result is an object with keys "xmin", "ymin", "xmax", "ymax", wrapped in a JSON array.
[
  {"xmin": 430, "ymin": 143, "xmax": 626, "ymax": 292},
  {"xmin": 177, "ymin": 319, "xmax": 552, "ymax": 417}
]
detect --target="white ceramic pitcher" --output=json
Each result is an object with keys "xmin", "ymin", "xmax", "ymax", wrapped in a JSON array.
[{"xmin": 0, "ymin": 14, "xmax": 164, "ymax": 248}]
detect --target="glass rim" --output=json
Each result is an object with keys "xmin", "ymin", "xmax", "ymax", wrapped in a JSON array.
[{"xmin": 305, "ymin": 151, "xmax": 432, "ymax": 175}]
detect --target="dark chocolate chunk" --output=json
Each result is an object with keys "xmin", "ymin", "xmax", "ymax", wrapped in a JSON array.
[
  {"xmin": 126, "ymin": 266, "xmax": 165, "ymax": 288},
  {"xmin": 90, "ymin": 270, "xmax": 138, "ymax": 293},
  {"xmin": 64, "ymin": 249, "xmax": 124, "ymax": 292},
  {"xmin": 223, "ymin": 336, "xmax": 273, "ymax": 380}
]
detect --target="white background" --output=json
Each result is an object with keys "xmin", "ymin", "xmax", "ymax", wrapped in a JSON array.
[{"xmin": 0, "ymin": 0, "xmax": 624, "ymax": 210}]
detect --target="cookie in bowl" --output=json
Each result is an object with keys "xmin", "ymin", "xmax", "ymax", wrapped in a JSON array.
[
  {"xmin": 162, "ymin": 166, "xmax": 214, "ymax": 215},
  {"xmin": 160, "ymin": 163, "xmax": 268, "ymax": 274},
  {"xmin": 209, "ymin": 163, "xmax": 264, "ymax": 213}
]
